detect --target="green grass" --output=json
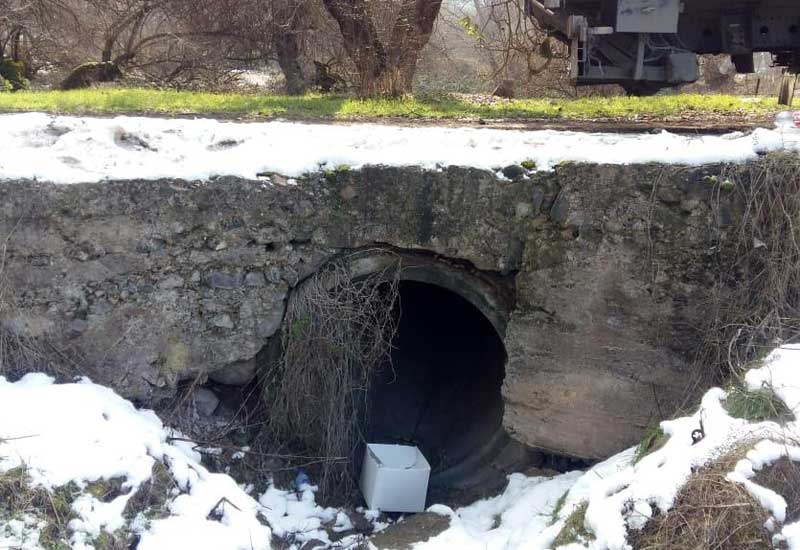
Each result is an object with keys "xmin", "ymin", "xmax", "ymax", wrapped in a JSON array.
[
  {"xmin": 725, "ymin": 385, "xmax": 793, "ymax": 423},
  {"xmin": 552, "ymin": 502, "xmax": 594, "ymax": 547},
  {"xmin": 634, "ymin": 423, "xmax": 670, "ymax": 463},
  {"xmin": 551, "ymin": 490, "xmax": 569, "ymax": 523},
  {"xmin": 0, "ymin": 88, "xmax": 780, "ymax": 121}
]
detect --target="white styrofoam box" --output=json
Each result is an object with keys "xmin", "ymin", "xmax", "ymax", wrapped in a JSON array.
[{"xmin": 360, "ymin": 443, "xmax": 431, "ymax": 513}]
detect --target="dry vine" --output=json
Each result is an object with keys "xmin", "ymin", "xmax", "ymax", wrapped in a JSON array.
[
  {"xmin": 262, "ymin": 251, "xmax": 401, "ymax": 499},
  {"xmin": 696, "ymin": 153, "xmax": 800, "ymax": 381}
]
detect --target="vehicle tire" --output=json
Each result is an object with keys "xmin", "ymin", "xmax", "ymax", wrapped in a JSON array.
[{"xmin": 621, "ymin": 81, "xmax": 666, "ymax": 97}]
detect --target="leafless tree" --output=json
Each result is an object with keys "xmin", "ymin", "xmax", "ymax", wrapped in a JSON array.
[{"xmin": 463, "ymin": 0, "xmax": 570, "ymax": 96}]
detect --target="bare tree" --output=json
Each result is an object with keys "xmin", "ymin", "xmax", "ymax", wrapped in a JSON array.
[
  {"xmin": 463, "ymin": 0, "xmax": 569, "ymax": 97},
  {"xmin": 321, "ymin": 0, "xmax": 443, "ymax": 96}
]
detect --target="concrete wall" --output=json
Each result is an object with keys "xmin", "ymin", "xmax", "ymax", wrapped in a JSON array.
[{"xmin": 0, "ymin": 161, "xmax": 744, "ymax": 459}]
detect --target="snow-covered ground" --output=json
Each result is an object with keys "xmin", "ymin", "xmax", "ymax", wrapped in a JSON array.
[
  {"xmin": 1, "ymin": 113, "xmax": 799, "ymax": 184},
  {"xmin": 2, "ymin": 346, "xmax": 800, "ymax": 549},
  {"xmin": 0, "ymin": 374, "xmax": 372, "ymax": 550},
  {"xmin": 416, "ymin": 345, "xmax": 800, "ymax": 550}
]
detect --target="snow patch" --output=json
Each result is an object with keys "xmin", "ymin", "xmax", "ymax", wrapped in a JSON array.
[
  {"xmin": 1, "ymin": 113, "xmax": 799, "ymax": 184},
  {"xmin": 4, "ymin": 346, "xmax": 800, "ymax": 549},
  {"xmin": 0, "ymin": 373, "xmax": 369, "ymax": 549}
]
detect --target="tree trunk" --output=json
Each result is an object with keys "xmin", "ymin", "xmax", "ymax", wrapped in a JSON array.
[
  {"xmin": 273, "ymin": 0, "xmax": 307, "ymax": 95},
  {"xmin": 322, "ymin": 0, "xmax": 441, "ymax": 96},
  {"xmin": 321, "ymin": 0, "xmax": 387, "ymax": 96},
  {"xmin": 385, "ymin": 0, "xmax": 442, "ymax": 95}
]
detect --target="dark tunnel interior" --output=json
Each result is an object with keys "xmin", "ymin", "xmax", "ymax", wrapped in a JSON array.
[{"xmin": 366, "ymin": 280, "xmax": 507, "ymax": 485}]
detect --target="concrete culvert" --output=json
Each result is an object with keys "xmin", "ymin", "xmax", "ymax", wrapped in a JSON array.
[
  {"xmin": 367, "ymin": 279, "xmax": 509, "ymax": 489},
  {"xmin": 264, "ymin": 249, "xmax": 522, "ymax": 498}
]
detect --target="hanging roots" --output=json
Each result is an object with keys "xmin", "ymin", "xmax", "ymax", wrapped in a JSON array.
[{"xmin": 262, "ymin": 251, "xmax": 401, "ymax": 499}]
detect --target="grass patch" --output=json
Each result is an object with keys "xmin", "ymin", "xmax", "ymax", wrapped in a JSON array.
[
  {"xmin": 552, "ymin": 502, "xmax": 594, "ymax": 547},
  {"xmin": 0, "ymin": 465, "xmax": 78, "ymax": 549},
  {"xmin": 630, "ymin": 447, "xmax": 771, "ymax": 550},
  {"xmin": 724, "ymin": 385, "xmax": 793, "ymax": 423},
  {"xmin": 634, "ymin": 424, "xmax": 670, "ymax": 464},
  {"xmin": 550, "ymin": 490, "xmax": 569, "ymax": 523},
  {"xmin": 0, "ymin": 463, "xmax": 173, "ymax": 549},
  {"xmin": 123, "ymin": 461, "xmax": 175, "ymax": 521},
  {"xmin": 0, "ymin": 88, "xmax": 779, "ymax": 121}
]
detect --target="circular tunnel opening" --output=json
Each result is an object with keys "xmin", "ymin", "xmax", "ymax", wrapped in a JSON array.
[{"xmin": 366, "ymin": 280, "xmax": 507, "ymax": 487}]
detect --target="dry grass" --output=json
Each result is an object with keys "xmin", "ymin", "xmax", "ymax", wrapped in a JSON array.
[
  {"xmin": 694, "ymin": 154, "xmax": 800, "ymax": 384},
  {"xmin": 754, "ymin": 456, "xmax": 800, "ymax": 525},
  {"xmin": 261, "ymin": 251, "xmax": 401, "ymax": 500},
  {"xmin": 0, "ymin": 465, "xmax": 78, "ymax": 548},
  {"xmin": 630, "ymin": 448, "xmax": 771, "ymax": 550}
]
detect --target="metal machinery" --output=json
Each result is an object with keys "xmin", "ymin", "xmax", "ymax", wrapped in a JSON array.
[{"xmin": 525, "ymin": 0, "xmax": 800, "ymax": 94}]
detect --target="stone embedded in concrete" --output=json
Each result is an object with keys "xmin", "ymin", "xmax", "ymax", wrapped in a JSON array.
[
  {"xmin": 244, "ymin": 272, "xmax": 266, "ymax": 287},
  {"xmin": 194, "ymin": 388, "xmax": 220, "ymax": 417},
  {"xmin": 205, "ymin": 271, "xmax": 244, "ymax": 289},
  {"xmin": 0, "ymin": 162, "xmax": 754, "ymax": 459},
  {"xmin": 210, "ymin": 314, "xmax": 235, "ymax": 330},
  {"xmin": 158, "ymin": 274, "xmax": 184, "ymax": 290},
  {"xmin": 209, "ymin": 358, "xmax": 257, "ymax": 385}
]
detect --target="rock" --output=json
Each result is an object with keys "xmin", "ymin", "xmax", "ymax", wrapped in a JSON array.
[
  {"xmin": 501, "ymin": 164, "xmax": 525, "ymax": 180},
  {"xmin": 68, "ymin": 318, "xmax": 89, "ymax": 337},
  {"xmin": 531, "ymin": 187, "xmax": 546, "ymax": 214},
  {"xmin": 515, "ymin": 202, "xmax": 533, "ymax": 218},
  {"xmin": 209, "ymin": 314, "xmax": 235, "ymax": 330},
  {"xmin": 266, "ymin": 267, "xmax": 282, "ymax": 284},
  {"xmin": 89, "ymin": 300, "xmax": 113, "ymax": 316},
  {"xmin": 158, "ymin": 274, "xmax": 184, "ymax": 290},
  {"xmin": 340, "ymin": 185, "xmax": 357, "ymax": 200},
  {"xmin": 256, "ymin": 304, "xmax": 286, "ymax": 338},
  {"xmin": 205, "ymin": 271, "xmax": 243, "ymax": 290},
  {"xmin": 193, "ymin": 388, "xmax": 220, "ymax": 417},
  {"xmin": 549, "ymin": 192, "xmax": 569, "ymax": 225},
  {"xmin": 209, "ymin": 358, "xmax": 257, "ymax": 386},
  {"xmin": 206, "ymin": 238, "xmax": 227, "ymax": 251},
  {"xmin": 244, "ymin": 272, "xmax": 265, "ymax": 287}
]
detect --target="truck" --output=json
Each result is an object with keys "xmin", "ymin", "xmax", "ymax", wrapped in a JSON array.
[{"xmin": 525, "ymin": 0, "xmax": 800, "ymax": 96}]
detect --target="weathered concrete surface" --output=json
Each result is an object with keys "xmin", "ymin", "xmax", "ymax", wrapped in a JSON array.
[{"xmin": 0, "ymin": 162, "xmax": 741, "ymax": 459}]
